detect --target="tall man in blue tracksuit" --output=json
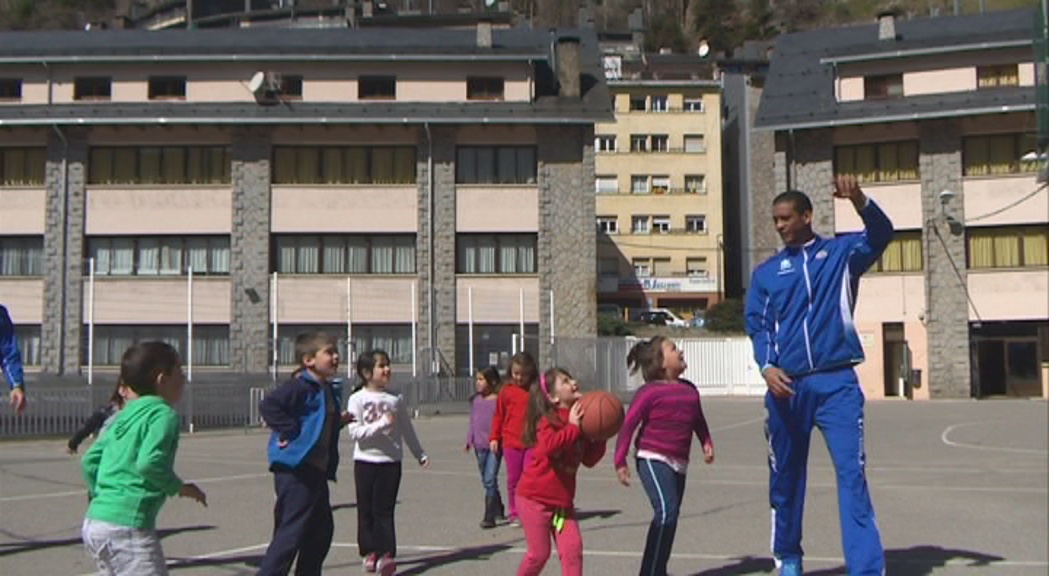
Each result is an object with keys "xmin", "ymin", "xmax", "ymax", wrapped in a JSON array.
[
  {"xmin": 745, "ymin": 176, "xmax": 891, "ymax": 576},
  {"xmin": 1, "ymin": 304, "xmax": 27, "ymax": 414}
]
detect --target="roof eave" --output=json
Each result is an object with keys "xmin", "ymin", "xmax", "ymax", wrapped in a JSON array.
[
  {"xmin": 608, "ymin": 79, "xmax": 721, "ymax": 88},
  {"xmin": 819, "ymin": 38, "xmax": 1033, "ymax": 65},
  {"xmin": 0, "ymin": 114, "xmax": 611, "ymax": 127},
  {"xmin": 754, "ymin": 102, "xmax": 1036, "ymax": 132},
  {"xmin": 0, "ymin": 52, "xmax": 549, "ymax": 65}
]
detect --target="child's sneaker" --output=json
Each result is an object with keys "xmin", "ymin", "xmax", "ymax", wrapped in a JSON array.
[
  {"xmin": 508, "ymin": 516, "xmax": 521, "ymax": 527},
  {"xmin": 363, "ymin": 553, "xmax": 378, "ymax": 573},
  {"xmin": 377, "ymin": 553, "xmax": 397, "ymax": 576},
  {"xmin": 778, "ymin": 558, "xmax": 802, "ymax": 576}
]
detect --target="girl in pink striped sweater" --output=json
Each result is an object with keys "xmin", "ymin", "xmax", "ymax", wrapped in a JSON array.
[{"xmin": 613, "ymin": 336, "xmax": 714, "ymax": 576}]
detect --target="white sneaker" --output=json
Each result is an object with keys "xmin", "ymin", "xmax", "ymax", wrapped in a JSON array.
[{"xmin": 377, "ymin": 553, "xmax": 397, "ymax": 576}]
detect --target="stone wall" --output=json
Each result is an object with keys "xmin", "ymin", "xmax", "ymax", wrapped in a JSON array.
[
  {"xmin": 919, "ymin": 120, "xmax": 970, "ymax": 398},
  {"xmin": 791, "ymin": 128, "xmax": 835, "ymax": 236},
  {"xmin": 229, "ymin": 127, "xmax": 273, "ymax": 374}
]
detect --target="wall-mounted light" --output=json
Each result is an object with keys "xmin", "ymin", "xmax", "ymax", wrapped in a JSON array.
[{"xmin": 245, "ymin": 288, "xmax": 261, "ymax": 304}]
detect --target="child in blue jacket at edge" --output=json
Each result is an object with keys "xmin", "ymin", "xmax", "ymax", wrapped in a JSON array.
[{"xmin": 256, "ymin": 332, "xmax": 354, "ymax": 576}]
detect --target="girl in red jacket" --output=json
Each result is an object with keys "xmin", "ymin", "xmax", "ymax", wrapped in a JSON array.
[
  {"xmin": 489, "ymin": 351, "xmax": 537, "ymax": 526},
  {"xmin": 515, "ymin": 367, "xmax": 606, "ymax": 576}
]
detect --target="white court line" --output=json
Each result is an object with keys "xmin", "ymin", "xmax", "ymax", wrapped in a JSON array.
[
  {"xmin": 0, "ymin": 472, "xmax": 269, "ymax": 503},
  {"xmin": 709, "ymin": 416, "xmax": 765, "ymax": 433},
  {"xmin": 942, "ymin": 421, "xmax": 1049, "ymax": 456},
  {"xmin": 75, "ymin": 543, "xmax": 270, "ymax": 576}
]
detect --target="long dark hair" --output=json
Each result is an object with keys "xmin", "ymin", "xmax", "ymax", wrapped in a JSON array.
[
  {"xmin": 522, "ymin": 367, "xmax": 572, "ymax": 447},
  {"xmin": 353, "ymin": 349, "xmax": 390, "ymax": 393},
  {"xmin": 506, "ymin": 351, "xmax": 538, "ymax": 390},
  {"xmin": 119, "ymin": 341, "xmax": 182, "ymax": 397},
  {"xmin": 109, "ymin": 379, "xmax": 126, "ymax": 408},
  {"xmin": 475, "ymin": 366, "xmax": 501, "ymax": 397},
  {"xmin": 627, "ymin": 336, "xmax": 669, "ymax": 383}
]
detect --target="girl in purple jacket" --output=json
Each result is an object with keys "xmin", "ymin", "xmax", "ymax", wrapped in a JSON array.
[
  {"xmin": 465, "ymin": 366, "xmax": 505, "ymax": 529},
  {"xmin": 613, "ymin": 336, "xmax": 715, "ymax": 576}
]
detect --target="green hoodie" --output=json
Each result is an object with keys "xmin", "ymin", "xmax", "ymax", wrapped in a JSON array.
[{"xmin": 81, "ymin": 395, "xmax": 183, "ymax": 530}]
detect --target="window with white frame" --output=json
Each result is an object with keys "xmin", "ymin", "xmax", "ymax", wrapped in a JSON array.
[
  {"xmin": 630, "ymin": 134, "xmax": 648, "ymax": 152},
  {"xmin": 0, "ymin": 236, "xmax": 43, "ymax": 276},
  {"xmin": 595, "ymin": 176, "xmax": 618, "ymax": 194},
  {"xmin": 596, "ymin": 216, "xmax": 619, "ymax": 234},
  {"xmin": 275, "ymin": 235, "xmax": 415, "ymax": 274},
  {"xmin": 651, "ymin": 135, "xmax": 669, "ymax": 152},
  {"xmin": 630, "ymin": 175, "xmax": 650, "ymax": 194},
  {"xmin": 89, "ymin": 236, "xmax": 230, "ymax": 276},
  {"xmin": 456, "ymin": 146, "xmax": 537, "ymax": 184},
  {"xmin": 629, "ymin": 96, "xmax": 646, "ymax": 111},
  {"xmin": 651, "ymin": 95, "xmax": 669, "ymax": 112},
  {"xmin": 686, "ymin": 215, "xmax": 708, "ymax": 233},
  {"xmin": 684, "ymin": 135, "xmax": 706, "ymax": 153},
  {"xmin": 684, "ymin": 98, "xmax": 704, "ymax": 112},
  {"xmin": 632, "ymin": 258, "xmax": 651, "ymax": 277},
  {"xmin": 652, "ymin": 215, "xmax": 671, "ymax": 234},
  {"xmin": 686, "ymin": 257, "xmax": 709, "ymax": 276},
  {"xmin": 457, "ymin": 234, "xmax": 537, "ymax": 274},
  {"xmin": 653, "ymin": 258, "xmax": 672, "ymax": 276},
  {"xmin": 652, "ymin": 175, "xmax": 670, "ymax": 195},
  {"xmin": 85, "ymin": 325, "xmax": 230, "ymax": 367},
  {"xmin": 685, "ymin": 174, "xmax": 707, "ymax": 194},
  {"xmin": 14, "ymin": 325, "xmax": 40, "ymax": 366},
  {"xmin": 595, "ymin": 135, "xmax": 617, "ymax": 152},
  {"xmin": 631, "ymin": 216, "xmax": 650, "ymax": 234}
]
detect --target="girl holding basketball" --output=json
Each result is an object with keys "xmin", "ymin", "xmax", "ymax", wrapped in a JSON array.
[
  {"xmin": 489, "ymin": 351, "xmax": 538, "ymax": 526},
  {"xmin": 613, "ymin": 336, "xmax": 714, "ymax": 576},
  {"xmin": 516, "ymin": 367, "xmax": 606, "ymax": 576}
]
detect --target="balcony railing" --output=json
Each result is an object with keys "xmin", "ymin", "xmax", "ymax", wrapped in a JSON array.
[{"xmin": 596, "ymin": 187, "xmax": 708, "ymax": 196}]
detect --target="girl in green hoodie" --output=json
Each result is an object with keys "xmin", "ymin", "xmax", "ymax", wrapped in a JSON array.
[{"xmin": 80, "ymin": 341, "xmax": 207, "ymax": 576}]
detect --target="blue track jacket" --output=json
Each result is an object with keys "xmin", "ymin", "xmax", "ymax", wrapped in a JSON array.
[
  {"xmin": 259, "ymin": 373, "xmax": 343, "ymax": 481},
  {"xmin": 0, "ymin": 305, "xmax": 24, "ymax": 389},
  {"xmin": 745, "ymin": 200, "xmax": 894, "ymax": 378}
]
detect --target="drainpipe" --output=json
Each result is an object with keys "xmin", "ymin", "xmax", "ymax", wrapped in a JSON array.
[{"xmin": 423, "ymin": 122, "xmax": 435, "ymax": 375}]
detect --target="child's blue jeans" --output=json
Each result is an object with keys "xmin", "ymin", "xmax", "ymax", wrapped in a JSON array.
[{"xmin": 474, "ymin": 447, "xmax": 502, "ymax": 499}]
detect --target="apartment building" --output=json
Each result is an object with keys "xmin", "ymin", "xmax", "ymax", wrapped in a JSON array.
[
  {"xmin": 594, "ymin": 53, "xmax": 724, "ymax": 319},
  {"xmin": 0, "ymin": 24, "xmax": 610, "ymax": 379},
  {"xmin": 755, "ymin": 8, "xmax": 1048, "ymax": 399}
]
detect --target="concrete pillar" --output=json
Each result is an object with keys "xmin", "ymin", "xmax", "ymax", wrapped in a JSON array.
[{"xmin": 417, "ymin": 125, "xmax": 457, "ymax": 374}]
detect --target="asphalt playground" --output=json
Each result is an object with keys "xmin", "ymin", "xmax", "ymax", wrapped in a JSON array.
[{"xmin": 1, "ymin": 398, "xmax": 1046, "ymax": 575}]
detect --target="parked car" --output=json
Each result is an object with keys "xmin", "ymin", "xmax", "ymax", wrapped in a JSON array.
[{"xmin": 639, "ymin": 308, "xmax": 689, "ymax": 328}]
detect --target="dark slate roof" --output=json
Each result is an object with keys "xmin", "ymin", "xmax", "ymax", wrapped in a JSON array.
[
  {"xmin": 0, "ymin": 26, "xmax": 550, "ymax": 61},
  {"xmin": 755, "ymin": 9, "xmax": 1037, "ymax": 131}
]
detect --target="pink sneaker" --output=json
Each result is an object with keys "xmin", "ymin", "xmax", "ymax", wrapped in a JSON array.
[
  {"xmin": 377, "ymin": 553, "xmax": 397, "ymax": 576},
  {"xmin": 363, "ymin": 553, "xmax": 378, "ymax": 573}
]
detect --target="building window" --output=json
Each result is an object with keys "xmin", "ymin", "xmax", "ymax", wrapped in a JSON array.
[
  {"xmin": 653, "ymin": 258, "xmax": 672, "ymax": 276},
  {"xmin": 652, "ymin": 215, "xmax": 671, "ymax": 234},
  {"xmin": 977, "ymin": 64, "xmax": 1020, "ymax": 88},
  {"xmin": 467, "ymin": 77, "xmax": 505, "ymax": 101},
  {"xmin": 651, "ymin": 175, "xmax": 670, "ymax": 195},
  {"xmin": 630, "ymin": 175, "xmax": 650, "ymax": 194},
  {"xmin": 278, "ymin": 324, "xmax": 413, "ymax": 366},
  {"xmin": 651, "ymin": 95, "xmax": 669, "ymax": 112},
  {"xmin": 834, "ymin": 141, "xmax": 919, "ymax": 182},
  {"xmin": 274, "ymin": 235, "xmax": 415, "ymax": 274},
  {"xmin": 595, "ymin": 135, "xmax": 617, "ymax": 152},
  {"xmin": 684, "ymin": 135, "xmax": 706, "ymax": 153},
  {"xmin": 632, "ymin": 258, "xmax": 651, "ymax": 277},
  {"xmin": 278, "ymin": 75, "xmax": 303, "ymax": 99},
  {"xmin": 456, "ymin": 323, "xmax": 538, "ymax": 372},
  {"xmin": 968, "ymin": 226, "xmax": 1048, "ymax": 269},
  {"xmin": 596, "ymin": 216, "xmax": 619, "ymax": 234},
  {"xmin": 684, "ymin": 98, "xmax": 704, "ymax": 112},
  {"xmin": 74, "ymin": 77, "xmax": 112, "ymax": 101},
  {"xmin": 631, "ymin": 216, "xmax": 650, "ymax": 234},
  {"xmin": 629, "ymin": 96, "xmax": 646, "ymax": 111},
  {"xmin": 456, "ymin": 146, "xmax": 536, "ymax": 185},
  {"xmin": 651, "ymin": 135, "xmax": 670, "ymax": 152},
  {"xmin": 864, "ymin": 74, "xmax": 903, "ymax": 99},
  {"xmin": 359, "ymin": 76, "xmax": 396, "ymax": 100},
  {"xmin": 89, "ymin": 236, "xmax": 230, "ymax": 276},
  {"xmin": 686, "ymin": 215, "xmax": 707, "ymax": 233},
  {"xmin": 14, "ymin": 325, "xmax": 41, "ymax": 366},
  {"xmin": 685, "ymin": 174, "xmax": 707, "ymax": 194},
  {"xmin": 871, "ymin": 231, "xmax": 923, "ymax": 273},
  {"xmin": 457, "ymin": 234, "xmax": 537, "ymax": 274},
  {"xmin": 0, "ymin": 147, "xmax": 46, "ymax": 186},
  {"xmin": 90, "ymin": 146, "xmax": 231, "ymax": 185},
  {"xmin": 273, "ymin": 146, "xmax": 415, "ymax": 185},
  {"xmin": 630, "ymin": 134, "xmax": 648, "ymax": 153},
  {"xmin": 0, "ymin": 236, "xmax": 43, "ymax": 276},
  {"xmin": 0, "ymin": 78, "xmax": 22, "ymax": 101},
  {"xmin": 595, "ymin": 176, "xmax": 618, "ymax": 194},
  {"xmin": 686, "ymin": 257, "xmax": 708, "ymax": 277},
  {"xmin": 148, "ymin": 76, "xmax": 186, "ymax": 100},
  {"xmin": 963, "ymin": 134, "xmax": 1040, "ymax": 176},
  {"xmin": 85, "ymin": 325, "xmax": 230, "ymax": 367}
]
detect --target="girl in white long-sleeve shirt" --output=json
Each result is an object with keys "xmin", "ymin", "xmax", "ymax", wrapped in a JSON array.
[{"xmin": 346, "ymin": 349, "xmax": 429, "ymax": 576}]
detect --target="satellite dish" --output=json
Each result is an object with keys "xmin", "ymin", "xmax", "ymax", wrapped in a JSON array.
[
  {"xmin": 697, "ymin": 40, "xmax": 711, "ymax": 58},
  {"xmin": 248, "ymin": 71, "xmax": 267, "ymax": 96}
]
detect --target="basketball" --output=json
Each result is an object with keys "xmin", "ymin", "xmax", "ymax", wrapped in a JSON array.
[{"xmin": 577, "ymin": 391, "xmax": 625, "ymax": 441}]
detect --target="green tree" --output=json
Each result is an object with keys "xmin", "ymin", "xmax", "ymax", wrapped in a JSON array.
[
  {"xmin": 743, "ymin": 0, "xmax": 778, "ymax": 40},
  {"xmin": 644, "ymin": 13, "xmax": 688, "ymax": 53},
  {"xmin": 597, "ymin": 313, "xmax": 634, "ymax": 336},
  {"xmin": 691, "ymin": 0, "xmax": 740, "ymax": 55},
  {"xmin": 704, "ymin": 298, "xmax": 746, "ymax": 334}
]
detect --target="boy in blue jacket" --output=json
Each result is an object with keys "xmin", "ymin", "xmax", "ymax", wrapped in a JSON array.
[
  {"xmin": 746, "ymin": 176, "xmax": 892, "ymax": 576},
  {"xmin": 1, "ymin": 304, "xmax": 26, "ymax": 414},
  {"xmin": 257, "ymin": 332, "xmax": 353, "ymax": 576}
]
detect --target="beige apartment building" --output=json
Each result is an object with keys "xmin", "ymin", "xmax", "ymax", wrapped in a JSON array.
[
  {"xmin": 0, "ymin": 24, "xmax": 610, "ymax": 379},
  {"xmin": 756, "ymin": 9, "xmax": 1048, "ymax": 399},
  {"xmin": 594, "ymin": 54, "xmax": 724, "ymax": 319}
]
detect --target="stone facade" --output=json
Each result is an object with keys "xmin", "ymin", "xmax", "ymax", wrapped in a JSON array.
[
  {"xmin": 919, "ymin": 120, "xmax": 970, "ymax": 398},
  {"xmin": 538, "ymin": 125, "xmax": 597, "ymax": 366},
  {"xmin": 746, "ymin": 81, "xmax": 780, "ymax": 277},
  {"xmin": 790, "ymin": 129, "xmax": 835, "ymax": 237},
  {"xmin": 41, "ymin": 127, "xmax": 87, "ymax": 375},
  {"xmin": 229, "ymin": 127, "xmax": 273, "ymax": 374},
  {"xmin": 416, "ymin": 125, "xmax": 458, "ymax": 374}
]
